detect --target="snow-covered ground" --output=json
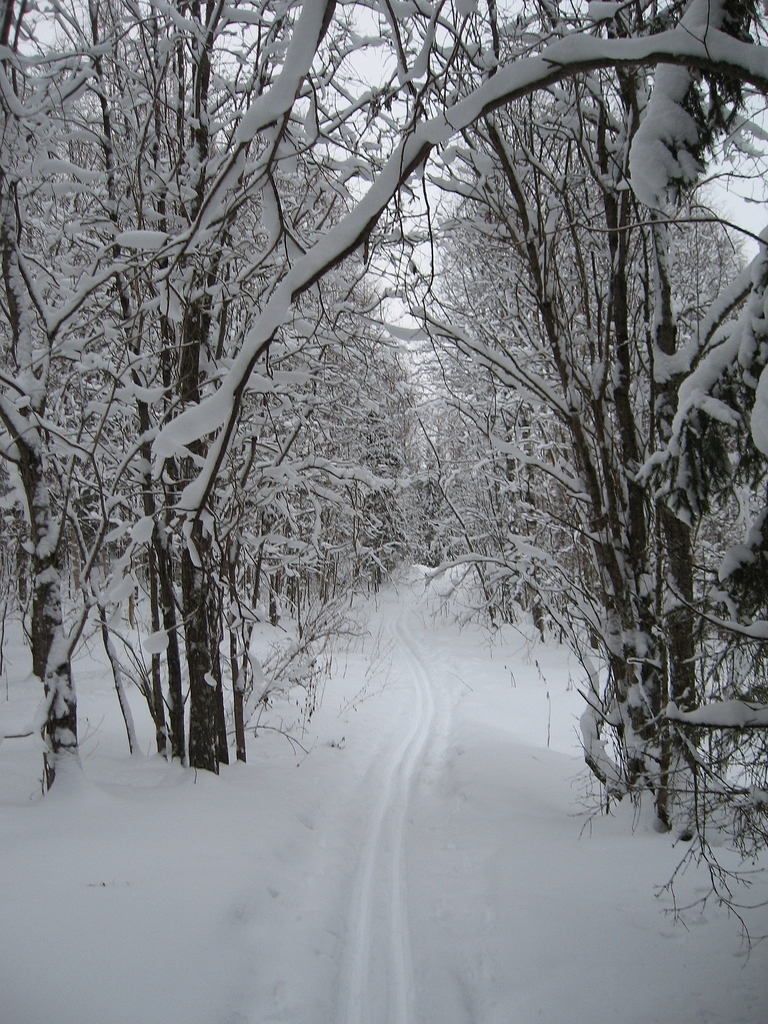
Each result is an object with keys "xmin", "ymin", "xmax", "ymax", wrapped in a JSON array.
[{"xmin": 1, "ymin": 577, "xmax": 766, "ymax": 1024}]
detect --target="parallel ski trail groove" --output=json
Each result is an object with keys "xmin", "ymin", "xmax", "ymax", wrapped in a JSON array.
[{"xmin": 340, "ymin": 606, "xmax": 435, "ymax": 1024}]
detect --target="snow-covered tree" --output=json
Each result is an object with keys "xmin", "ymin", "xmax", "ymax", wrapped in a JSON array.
[{"xmin": 410, "ymin": 0, "xmax": 768, "ymax": 845}]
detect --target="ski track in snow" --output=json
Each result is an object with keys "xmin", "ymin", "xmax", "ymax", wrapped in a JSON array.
[
  {"xmin": 2, "ymin": 586, "xmax": 768, "ymax": 1024},
  {"xmin": 339, "ymin": 607, "xmax": 436, "ymax": 1024}
]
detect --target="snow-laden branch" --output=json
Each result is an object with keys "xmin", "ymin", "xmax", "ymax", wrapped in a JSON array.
[
  {"xmin": 489, "ymin": 434, "xmax": 590, "ymax": 501},
  {"xmin": 640, "ymin": 248, "xmax": 767, "ymax": 476},
  {"xmin": 629, "ymin": 0, "xmax": 733, "ymax": 208},
  {"xmin": 154, "ymin": 18, "xmax": 768, "ymax": 516},
  {"xmin": 667, "ymin": 700, "xmax": 768, "ymax": 728},
  {"xmin": 193, "ymin": 0, "xmax": 337, "ymax": 238}
]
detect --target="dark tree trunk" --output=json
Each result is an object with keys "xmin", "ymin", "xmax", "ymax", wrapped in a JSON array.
[
  {"xmin": 227, "ymin": 543, "xmax": 247, "ymax": 763},
  {"xmin": 183, "ymin": 518, "xmax": 228, "ymax": 772},
  {"xmin": 146, "ymin": 544, "xmax": 168, "ymax": 756},
  {"xmin": 231, "ymin": 624, "xmax": 246, "ymax": 763},
  {"xmin": 652, "ymin": 221, "xmax": 697, "ymax": 829},
  {"xmin": 154, "ymin": 528, "xmax": 185, "ymax": 759}
]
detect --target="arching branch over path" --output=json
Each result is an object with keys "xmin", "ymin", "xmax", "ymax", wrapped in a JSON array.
[{"xmin": 155, "ymin": 0, "xmax": 768, "ymax": 517}]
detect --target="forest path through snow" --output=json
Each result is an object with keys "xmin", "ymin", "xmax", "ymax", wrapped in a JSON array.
[
  {"xmin": 338, "ymin": 606, "xmax": 436, "ymax": 1024},
  {"xmin": 0, "ymin": 577, "xmax": 767, "ymax": 1024}
]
